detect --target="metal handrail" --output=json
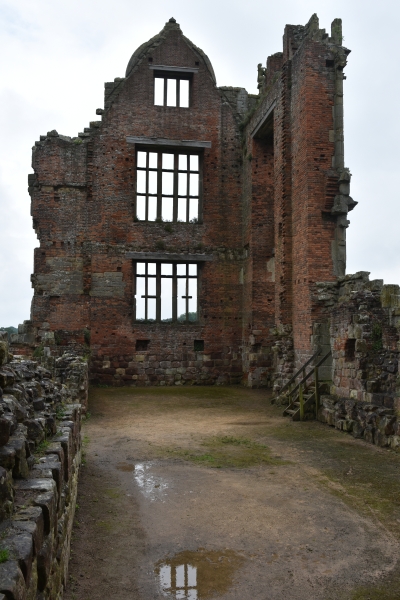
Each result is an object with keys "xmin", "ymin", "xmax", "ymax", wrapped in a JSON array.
[{"xmin": 277, "ymin": 346, "xmax": 321, "ymax": 397}]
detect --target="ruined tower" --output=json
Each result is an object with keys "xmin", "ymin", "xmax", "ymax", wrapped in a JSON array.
[{"xmin": 28, "ymin": 15, "xmax": 355, "ymax": 386}]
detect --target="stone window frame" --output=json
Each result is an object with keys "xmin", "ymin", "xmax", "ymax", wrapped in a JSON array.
[
  {"xmin": 134, "ymin": 260, "xmax": 199, "ymax": 324},
  {"xmin": 135, "ymin": 148, "xmax": 202, "ymax": 223}
]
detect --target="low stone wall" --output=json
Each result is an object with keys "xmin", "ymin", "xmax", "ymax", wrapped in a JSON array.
[
  {"xmin": 318, "ymin": 394, "xmax": 400, "ymax": 451},
  {"xmin": 90, "ymin": 347, "xmax": 243, "ymax": 386},
  {"xmin": 0, "ymin": 332, "xmax": 88, "ymax": 599}
]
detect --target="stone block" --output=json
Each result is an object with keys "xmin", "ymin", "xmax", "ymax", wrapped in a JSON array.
[
  {"xmin": 0, "ymin": 418, "xmax": 12, "ymax": 447},
  {"xmin": 15, "ymin": 479, "xmax": 57, "ymax": 534},
  {"xmin": 24, "ymin": 420, "xmax": 45, "ymax": 444},
  {"xmin": 0, "ymin": 445, "xmax": 16, "ymax": 470},
  {"xmin": 364, "ymin": 426, "xmax": 375, "ymax": 445},
  {"xmin": 352, "ymin": 422, "xmax": 365, "ymax": 439},
  {"xmin": 12, "ymin": 506, "xmax": 45, "ymax": 556},
  {"xmin": 0, "ymin": 560, "xmax": 25, "ymax": 600},
  {"xmin": 37, "ymin": 536, "xmax": 53, "ymax": 592},
  {"xmin": 390, "ymin": 436, "xmax": 400, "ymax": 451},
  {"xmin": 2, "ymin": 531, "xmax": 34, "ymax": 584}
]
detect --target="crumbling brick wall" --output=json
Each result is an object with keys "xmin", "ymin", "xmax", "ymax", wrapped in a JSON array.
[{"xmin": 27, "ymin": 14, "xmax": 355, "ymax": 387}]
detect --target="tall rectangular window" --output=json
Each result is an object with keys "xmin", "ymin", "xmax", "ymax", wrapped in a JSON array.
[
  {"xmin": 135, "ymin": 262, "xmax": 198, "ymax": 323},
  {"xmin": 136, "ymin": 150, "xmax": 200, "ymax": 223},
  {"xmin": 154, "ymin": 73, "xmax": 191, "ymax": 107}
]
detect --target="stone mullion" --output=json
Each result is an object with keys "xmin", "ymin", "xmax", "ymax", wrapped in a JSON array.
[
  {"xmin": 176, "ymin": 78, "xmax": 180, "ymax": 107},
  {"xmin": 172, "ymin": 263, "xmax": 177, "ymax": 322},
  {"xmin": 198, "ymin": 151, "xmax": 203, "ymax": 223},
  {"xmin": 145, "ymin": 151, "xmax": 149, "ymax": 221},
  {"xmin": 157, "ymin": 152, "xmax": 162, "ymax": 219},
  {"xmin": 156, "ymin": 263, "xmax": 161, "ymax": 322},
  {"xmin": 185, "ymin": 266, "xmax": 189, "ymax": 322},
  {"xmin": 173, "ymin": 153, "xmax": 178, "ymax": 222},
  {"xmin": 186, "ymin": 156, "xmax": 190, "ymax": 222},
  {"xmin": 163, "ymin": 77, "xmax": 167, "ymax": 107},
  {"xmin": 144, "ymin": 264, "xmax": 148, "ymax": 321}
]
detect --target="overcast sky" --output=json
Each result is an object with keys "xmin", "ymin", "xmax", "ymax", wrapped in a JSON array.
[{"xmin": 0, "ymin": 0, "xmax": 399, "ymax": 327}]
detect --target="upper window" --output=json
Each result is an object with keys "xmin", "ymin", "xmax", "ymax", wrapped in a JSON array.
[
  {"xmin": 154, "ymin": 73, "xmax": 190, "ymax": 107},
  {"xmin": 136, "ymin": 150, "xmax": 200, "ymax": 223}
]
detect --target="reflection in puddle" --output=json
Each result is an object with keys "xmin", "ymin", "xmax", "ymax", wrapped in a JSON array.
[
  {"xmin": 134, "ymin": 462, "xmax": 169, "ymax": 501},
  {"xmin": 160, "ymin": 563, "xmax": 198, "ymax": 599},
  {"xmin": 155, "ymin": 549, "xmax": 245, "ymax": 599}
]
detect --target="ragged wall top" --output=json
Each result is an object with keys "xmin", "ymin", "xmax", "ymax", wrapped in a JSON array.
[
  {"xmin": 30, "ymin": 18, "xmax": 244, "ymax": 251},
  {"xmin": 28, "ymin": 19, "xmax": 246, "ymax": 378},
  {"xmin": 242, "ymin": 14, "xmax": 355, "ymax": 359}
]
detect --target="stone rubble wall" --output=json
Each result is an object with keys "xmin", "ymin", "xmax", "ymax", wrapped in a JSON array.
[
  {"xmin": 315, "ymin": 272, "xmax": 400, "ymax": 449},
  {"xmin": 271, "ymin": 325, "xmax": 294, "ymax": 395},
  {"xmin": 0, "ymin": 331, "xmax": 88, "ymax": 599}
]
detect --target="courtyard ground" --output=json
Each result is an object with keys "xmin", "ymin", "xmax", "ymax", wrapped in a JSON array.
[{"xmin": 64, "ymin": 386, "xmax": 400, "ymax": 600}]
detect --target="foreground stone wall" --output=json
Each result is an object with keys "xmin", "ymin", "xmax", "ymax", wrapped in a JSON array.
[{"xmin": 0, "ymin": 331, "xmax": 87, "ymax": 599}]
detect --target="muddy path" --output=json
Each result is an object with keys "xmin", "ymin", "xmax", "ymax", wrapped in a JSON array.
[{"xmin": 64, "ymin": 387, "xmax": 400, "ymax": 600}]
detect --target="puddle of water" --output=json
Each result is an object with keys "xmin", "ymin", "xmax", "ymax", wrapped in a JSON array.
[
  {"xmin": 134, "ymin": 462, "xmax": 169, "ymax": 501},
  {"xmin": 116, "ymin": 462, "xmax": 135, "ymax": 472},
  {"xmin": 155, "ymin": 549, "xmax": 246, "ymax": 599}
]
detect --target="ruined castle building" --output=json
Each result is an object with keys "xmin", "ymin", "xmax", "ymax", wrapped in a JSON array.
[{"xmin": 29, "ymin": 15, "xmax": 356, "ymax": 386}]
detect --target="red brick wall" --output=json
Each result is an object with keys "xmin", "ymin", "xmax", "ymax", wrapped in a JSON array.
[
  {"xmin": 29, "ymin": 16, "xmax": 350, "ymax": 386},
  {"xmin": 30, "ymin": 20, "xmax": 244, "ymax": 386}
]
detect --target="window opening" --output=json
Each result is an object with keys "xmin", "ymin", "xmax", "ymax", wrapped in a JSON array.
[
  {"xmin": 135, "ymin": 262, "xmax": 198, "ymax": 323},
  {"xmin": 136, "ymin": 339, "xmax": 150, "ymax": 351},
  {"xmin": 194, "ymin": 340, "xmax": 204, "ymax": 352},
  {"xmin": 154, "ymin": 73, "xmax": 191, "ymax": 107},
  {"xmin": 345, "ymin": 338, "xmax": 356, "ymax": 362},
  {"xmin": 136, "ymin": 150, "xmax": 200, "ymax": 223}
]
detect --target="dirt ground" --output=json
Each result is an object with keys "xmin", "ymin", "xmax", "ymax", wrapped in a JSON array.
[{"xmin": 64, "ymin": 386, "xmax": 400, "ymax": 600}]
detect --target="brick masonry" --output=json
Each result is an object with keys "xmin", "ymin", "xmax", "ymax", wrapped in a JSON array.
[{"xmin": 26, "ymin": 15, "xmax": 357, "ymax": 387}]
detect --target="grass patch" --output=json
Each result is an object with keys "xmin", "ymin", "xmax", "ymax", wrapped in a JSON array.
[
  {"xmin": 0, "ymin": 549, "xmax": 9, "ymax": 563},
  {"xmin": 55, "ymin": 405, "xmax": 66, "ymax": 420},
  {"xmin": 269, "ymin": 420, "xmax": 400, "ymax": 537},
  {"xmin": 350, "ymin": 579, "xmax": 400, "ymax": 600},
  {"xmin": 96, "ymin": 520, "xmax": 113, "ymax": 532},
  {"xmin": 263, "ymin": 419, "xmax": 400, "ymax": 598},
  {"xmin": 103, "ymin": 488, "xmax": 121, "ymax": 499},
  {"xmin": 162, "ymin": 435, "xmax": 288, "ymax": 469},
  {"xmin": 35, "ymin": 439, "xmax": 50, "ymax": 456}
]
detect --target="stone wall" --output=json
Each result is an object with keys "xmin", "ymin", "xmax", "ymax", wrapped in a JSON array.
[
  {"xmin": 316, "ymin": 272, "xmax": 400, "ymax": 449},
  {"xmin": 0, "ymin": 332, "xmax": 88, "ymax": 599}
]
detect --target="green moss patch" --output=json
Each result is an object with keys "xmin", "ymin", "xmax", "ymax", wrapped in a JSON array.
[{"xmin": 159, "ymin": 435, "xmax": 288, "ymax": 469}]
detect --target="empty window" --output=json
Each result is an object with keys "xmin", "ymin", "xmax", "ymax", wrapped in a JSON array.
[
  {"xmin": 345, "ymin": 338, "xmax": 356, "ymax": 362},
  {"xmin": 136, "ymin": 339, "xmax": 149, "ymax": 351},
  {"xmin": 136, "ymin": 150, "xmax": 200, "ymax": 223},
  {"xmin": 154, "ymin": 74, "xmax": 190, "ymax": 107},
  {"xmin": 194, "ymin": 340, "xmax": 204, "ymax": 352},
  {"xmin": 135, "ymin": 262, "xmax": 198, "ymax": 323}
]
